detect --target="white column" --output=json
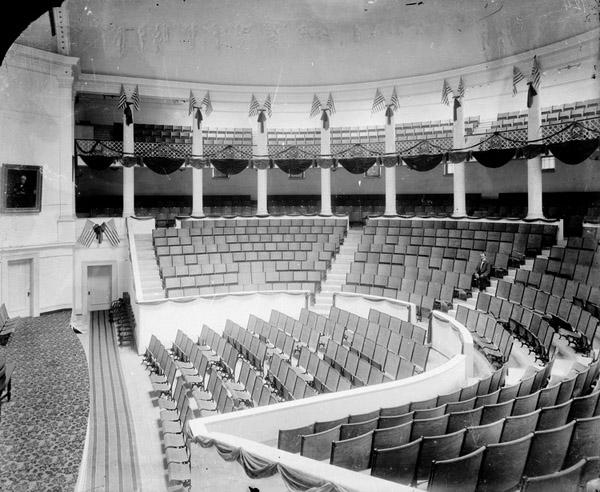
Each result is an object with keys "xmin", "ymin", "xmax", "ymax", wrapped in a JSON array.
[
  {"xmin": 452, "ymin": 100, "xmax": 467, "ymax": 217},
  {"xmin": 526, "ymin": 93, "xmax": 544, "ymax": 219},
  {"xmin": 191, "ymin": 116, "xmax": 204, "ymax": 217},
  {"xmin": 255, "ymin": 119, "xmax": 268, "ymax": 216},
  {"xmin": 320, "ymin": 125, "xmax": 332, "ymax": 216},
  {"xmin": 122, "ymin": 112, "xmax": 135, "ymax": 217},
  {"xmin": 384, "ymin": 112, "xmax": 397, "ymax": 216}
]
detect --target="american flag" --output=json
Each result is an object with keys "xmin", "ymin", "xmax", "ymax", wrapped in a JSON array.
[
  {"xmin": 441, "ymin": 79, "xmax": 452, "ymax": 105},
  {"xmin": 326, "ymin": 92, "xmax": 336, "ymax": 115},
  {"xmin": 131, "ymin": 85, "xmax": 140, "ymax": 111},
  {"xmin": 104, "ymin": 219, "xmax": 120, "ymax": 247},
  {"xmin": 201, "ymin": 91, "xmax": 213, "ymax": 117},
  {"xmin": 310, "ymin": 94, "xmax": 322, "ymax": 118},
  {"xmin": 389, "ymin": 87, "xmax": 400, "ymax": 111},
  {"xmin": 117, "ymin": 84, "xmax": 127, "ymax": 110},
  {"xmin": 512, "ymin": 66, "xmax": 525, "ymax": 96},
  {"xmin": 372, "ymin": 89, "xmax": 386, "ymax": 113},
  {"xmin": 264, "ymin": 93, "xmax": 272, "ymax": 118},
  {"xmin": 457, "ymin": 77, "xmax": 465, "ymax": 99},
  {"xmin": 188, "ymin": 90, "xmax": 198, "ymax": 115},
  {"xmin": 248, "ymin": 94, "xmax": 260, "ymax": 117},
  {"xmin": 529, "ymin": 56, "xmax": 542, "ymax": 92},
  {"xmin": 78, "ymin": 219, "xmax": 96, "ymax": 248}
]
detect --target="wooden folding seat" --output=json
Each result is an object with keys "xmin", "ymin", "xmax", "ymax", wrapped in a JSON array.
[
  {"xmin": 476, "ymin": 433, "xmax": 532, "ymax": 492},
  {"xmin": 446, "ymin": 406, "xmax": 483, "ymax": 433},
  {"xmin": 521, "ymin": 459, "xmax": 586, "ymax": 492},
  {"xmin": 537, "ymin": 399, "xmax": 572, "ymax": 430},
  {"xmin": 461, "ymin": 419, "xmax": 505, "ymax": 454},
  {"xmin": 427, "ymin": 446, "xmax": 484, "ymax": 492},
  {"xmin": 410, "ymin": 414, "xmax": 449, "ymax": 440},
  {"xmin": 371, "ymin": 437, "xmax": 422, "ymax": 485}
]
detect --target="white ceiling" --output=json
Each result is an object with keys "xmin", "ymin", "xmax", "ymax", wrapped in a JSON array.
[{"xmin": 16, "ymin": 0, "xmax": 600, "ymax": 86}]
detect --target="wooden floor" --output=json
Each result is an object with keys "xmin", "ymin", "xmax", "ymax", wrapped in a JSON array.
[{"xmin": 80, "ymin": 310, "xmax": 141, "ymax": 492}]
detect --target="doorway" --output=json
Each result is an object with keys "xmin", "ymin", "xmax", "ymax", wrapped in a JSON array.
[
  {"xmin": 87, "ymin": 265, "xmax": 112, "ymax": 311},
  {"xmin": 6, "ymin": 259, "xmax": 32, "ymax": 317}
]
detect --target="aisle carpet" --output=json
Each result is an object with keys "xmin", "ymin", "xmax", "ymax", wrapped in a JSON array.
[
  {"xmin": 0, "ymin": 310, "xmax": 89, "ymax": 491},
  {"xmin": 83, "ymin": 310, "xmax": 140, "ymax": 492}
]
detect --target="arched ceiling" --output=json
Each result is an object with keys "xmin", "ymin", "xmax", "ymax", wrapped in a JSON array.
[{"xmin": 16, "ymin": 0, "xmax": 600, "ymax": 86}]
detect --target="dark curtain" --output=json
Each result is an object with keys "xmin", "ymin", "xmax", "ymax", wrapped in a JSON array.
[
  {"xmin": 548, "ymin": 138, "xmax": 600, "ymax": 165},
  {"xmin": 472, "ymin": 148, "xmax": 516, "ymax": 168},
  {"xmin": 402, "ymin": 154, "xmax": 444, "ymax": 172},
  {"xmin": 80, "ymin": 155, "xmax": 115, "ymax": 170},
  {"xmin": 211, "ymin": 159, "xmax": 249, "ymax": 176},
  {"xmin": 337, "ymin": 157, "xmax": 377, "ymax": 174},
  {"xmin": 142, "ymin": 157, "xmax": 185, "ymax": 175},
  {"xmin": 273, "ymin": 159, "xmax": 314, "ymax": 175}
]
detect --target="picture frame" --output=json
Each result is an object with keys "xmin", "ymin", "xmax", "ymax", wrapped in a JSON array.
[
  {"xmin": 1, "ymin": 164, "xmax": 43, "ymax": 214},
  {"xmin": 288, "ymin": 171, "xmax": 305, "ymax": 180},
  {"xmin": 211, "ymin": 166, "xmax": 229, "ymax": 179},
  {"xmin": 364, "ymin": 164, "xmax": 381, "ymax": 178}
]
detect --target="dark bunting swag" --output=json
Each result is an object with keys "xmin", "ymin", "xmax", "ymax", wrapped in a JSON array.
[
  {"xmin": 210, "ymin": 159, "xmax": 249, "ymax": 177},
  {"xmin": 403, "ymin": 154, "xmax": 444, "ymax": 172},
  {"xmin": 79, "ymin": 155, "xmax": 116, "ymax": 170},
  {"xmin": 337, "ymin": 157, "xmax": 377, "ymax": 174},
  {"xmin": 471, "ymin": 148, "xmax": 516, "ymax": 168},
  {"xmin": 273, "ymin": 159, "xmax": 314, "ymax": 175},
  {"xmin": 142, "ymin": 157, "xmax": 185, "ymax": 175},
  {"xmin": 548, "ymin": 138, "xmax": 599, "ymax": 165}
]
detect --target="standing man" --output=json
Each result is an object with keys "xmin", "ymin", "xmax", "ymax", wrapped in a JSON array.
[{"xmin": 472, "ymin": 252, "xmax": 491, "ymax": 291}]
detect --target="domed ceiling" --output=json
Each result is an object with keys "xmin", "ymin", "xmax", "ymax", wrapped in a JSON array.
[{"xmin": 17, "ymin": 0, "xmax": 600, "ymax": 86}]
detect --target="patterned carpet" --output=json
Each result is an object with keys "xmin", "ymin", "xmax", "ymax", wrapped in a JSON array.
[{"xmin": 0, "ymin": 310, "xmax": 89, "ymax": 491}]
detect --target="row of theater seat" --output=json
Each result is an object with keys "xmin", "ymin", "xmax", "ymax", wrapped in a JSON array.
[
  {"xmin": 0, "ymin": 303, "xmax": 20, "ymax": 346},
  {"xmin": 492, "ymin": 277, "xmax": 599, "ymax": 354},
  {"xmin": 473, "ymin": 293, "xmax": 557, "ymax": 362},
  {"xmin": 532, "ymin": 255, "xmax": 600, "ymax": 285},
  {"xmin": 278, "ymin": 359, "xmax": 600, "ymax": 490}
]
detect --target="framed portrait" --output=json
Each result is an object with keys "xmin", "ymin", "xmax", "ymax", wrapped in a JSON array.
[
  {"xmin": 211, "ymin": 166, "xmax": 229, "ymax": 179},
  {"xmin": 364, "ymin": 164, "xmax": 381, "ymax": 178},
  {"xmin": 1, "ymin": 164, "xmax": 43, "ymax": 214}
]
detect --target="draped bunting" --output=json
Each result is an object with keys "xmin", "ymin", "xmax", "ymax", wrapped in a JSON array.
[
  {"xmin": 321, "ymin": 110, "xmax": 330, "ymax": 130},
  {"xmin": 471, "ymin": 148, "xmax": 516, "ymax": 168},
  {"xmin": 527, "ymin": 83, "xmax": 537, "ymax": 109},
  {"xmin": 317, "ymin": 158, "xmax": 334, "ymax": 169},
  {"xmin": 80, "ymin": 155, "xmax": 116, "ymax": 170},
  {"xmin": 186, "ymin": 157, "xmax": 208, "ymax": 169},
  {"xmin": 142, "ymin": 157, "xmax": 185, "ymax": 175},
  {"xmin": 337, "ymin": 157, "xmax": 377, "ymax": 174},
  {"xmin": 257, "ymin": 110, "xmax": 267, "ymax": 133},
  {"xmin": 447, "ymin": 151, "xmax": 470, "ymax": 164},
  {"xmin": 403, "ymin": 154, "xmax": 444, "ymax": 172},
  {"xmin": 548, "ymin": 138, "xmax": 600, "ymax": 165},
  {"xmin": 380, "ymin": 155, "xmax": 399, "ymax": 167},
  {"xmin": 124, "ymin": 103, "xmax": 134, "ymax": 126},
  {"xmin": 121, "ymin": 155, "xmax": 140, "ymax": 168},
  {"xmin": 195, "ymin": 436, "xmax": 348, "ymax": 492},
  {"xmin": 273, "ymin": 159, "xmax": 314, "ymax": 175},
  {"xmin": 518, "ymin": 144, "xmax": 546, "ymax": 160},
  {"xmin": 195, "ymin": 108, "xmax": 203, "ymax": 129},
  {"xmin": 210, "ymin": 158, "xmax": 249, "ymax": 176},
  {"xmin": 252, "ymin": 159, "xmax": 271, "ymax": 170},
  {"xmin": 385, "ymin": 106, "xmax": 394, "ymax": 125},
  {"xmin": 453, "ymin": 97, "xmax": 461, "ymax": 122}
]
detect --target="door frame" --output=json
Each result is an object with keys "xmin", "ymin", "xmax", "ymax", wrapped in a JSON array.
[
  {"xmin": 0, "ymin": 253, "xmax": 38, "ymax": 317},
  {"xmin": 82, "ymin": 261, "xmax": 118, "ymax": 313}
]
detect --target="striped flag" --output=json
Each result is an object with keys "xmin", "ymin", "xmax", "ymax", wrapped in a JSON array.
[
  {"xmin": 372, "ymin": 88, "xmax": 386, "ymax": 113},
  {"xmin": 310, "ymin": 94, "xmax": 322, "ymax": 118},
  {"xmin": 512, "ymin": 66, "xmax": 524, "ymax": 96},
  {"xmin": 131, "ymin": 85, "xmax": 140, "ymax": 111},
  {"xmin": 201, "ymin": 91, "xmax": 213, "ymax": 117},
  {"xmin": 457, "ymin": 77, "xmax": 465, "ymax": 99},
  {"xmin": 529, "ymin": 55, "xmax": 542, "ymax": 92},
  {"xmin": 264, "ymin": 93, "xmax": 272, "ymax": 118},
  {"xmin": 326, "ymin": 92, "xmax": 336, "ymax": 115},
  {"xmin": 188, "ymin": 90, "xmax": 198, "ymax": 115},
  {"xmin": 78, "ymin": 219, "xmax": 96, "ymax": 248},
  {"xmin": 389, "ymin": 87, "xmax": 400, "ymax": 111},
  {"xmin": 104, "ymin": 219, "xmax": 120, "ymax": 247},
  {"xmin": 117, "ymin": 84, "xmax": 127, "ymax": 110},
  {"xmin": 248, "ymin": 94, "xmax": 260, "ymax": 117},
  {"xmin": 441, "ymin": 79, "xmax": 452, "ymax": 105}
]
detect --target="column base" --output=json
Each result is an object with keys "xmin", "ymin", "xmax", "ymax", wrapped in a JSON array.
[
  {"xmin": 450, "ymin": 214, "xmax": 469, "ymax": 220},
  {"xmin": 382, "ymin": 213, "xmax": 398, "ymax": 218},
  {"xmin": 255, "ymin": 213, "xmax": 270, "ymax": 218},
  {"xmin": 525, "ymin": 214, "xmax": 546, "ymax": 221},
  {"xmin": 190, "ymin": 213, "xmax": 205, "ymax": 219},
  {"xmin": 319, "ymin": 212, "xmax": 333, "ymax": 217}
]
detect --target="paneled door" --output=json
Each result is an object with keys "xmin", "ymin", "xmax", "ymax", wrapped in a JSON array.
[
  {"xmin": 87, "ymin": 265, "xmax": 112, "ymax": 311},
  {"xmin": 6, "ymin": 259, "xmax": 32, "ymax": 317}
]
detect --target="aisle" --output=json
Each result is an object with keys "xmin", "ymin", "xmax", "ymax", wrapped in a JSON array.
[{"xmin": 81, "ymin": 310, "xmax": 140, "ymax": 492}]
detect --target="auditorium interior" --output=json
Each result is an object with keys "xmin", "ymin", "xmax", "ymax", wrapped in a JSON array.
[{"xmin": 2, "ymin": 0, "xmax": 600, "ymax": 490}]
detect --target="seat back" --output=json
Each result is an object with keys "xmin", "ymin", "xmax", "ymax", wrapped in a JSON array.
[
  {"xmin": 300, "ymin": 425, "xmax": 341, "ymax": 460},
  {"xmin": 524, "ymin": 421, "xmax": 575, "ymax": 477},
  {"xmin": 278, "ymin": 422, "xmax": 315, "ymax": 453},
  {"xmin": 415, "ymin": 429, "xmax": 465, "ymax": 481},
  {"xmin": 520, "ymin": 459, "xmax": 586, "ymax": 492},
  {"xmin": 330, "ymin": 430, "xmax": 374, "ymax": 471},
  {"xmin": 370, "ymin": 437, "xmax": 422, "ymax": 486},
  {"xmin": 462, "ymin": 419, "xmax": 505, "ymax": 454},
  {"xmin": 428, "ymin": 446, "xmax": 485, "ymax": 492}
]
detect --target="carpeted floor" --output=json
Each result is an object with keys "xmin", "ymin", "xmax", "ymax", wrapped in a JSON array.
[
  {"xmin": 81, "ymin": 310, "xmax": 140, "ymax": 492},
  {"xmin": 0, "ymin": 310, "xmax": 89, "ymax": 491}
]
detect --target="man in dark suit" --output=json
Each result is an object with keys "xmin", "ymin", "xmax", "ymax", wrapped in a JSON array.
[{"xmin": 472, "ymin": 252, "xmax": 491, "ymax": 291}]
